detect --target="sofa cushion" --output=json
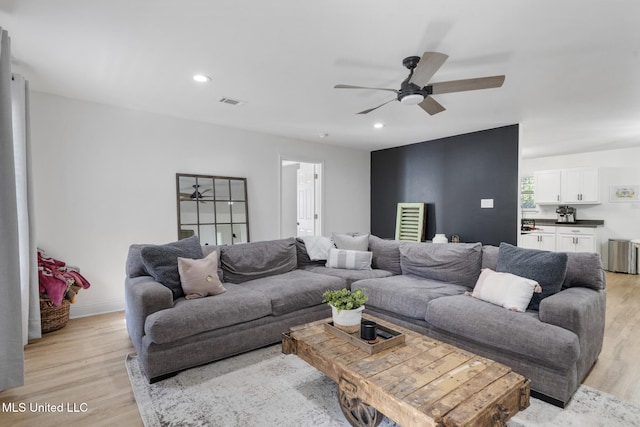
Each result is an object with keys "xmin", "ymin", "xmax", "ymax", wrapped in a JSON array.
[
  {"xmin": 144, "ymin": 284, "xmax": 272, "ymax": 344},
  {"xmin": 399, "ymin": 242, "xmax": 482, "ymax": 288},
  {"xmin": 302, "ymin": 265, "xmax": 393, "ymax": 287},
  {"xmin": 241, "ymin": 270, "xmax": 346, "ymax": 316},
  {"xmin": 202, "ymin": 244, "xmax": 225, "ymax": 281},
  {"xmin": 496, "ymin": 243, "xmax": 568, "ymax": 310},
  {"xmin": 126, "ymin": 244, "xmax": 149, "ymax": 278},
  {"xmin": 481, "ymin": 245, "xmax": 499, "ymax": 270},
  {"xmin": 140, "ymin": 236, "xmax": 204, "ymax": 299},
  {"xmin": 220, "ymin": 238, "xmax": 297, "ymax": 284},
  {"xmin": 368, "ymin": 235, "xmax": 403, "ymax": 274},
  {"xmin": 563, "ymin": 252, "xmax": 605, "ymax": 291},
  {"xmin": 426, "ymin": 295, "xmax": 580, "ymax": 371},
  {"xmin": 178, "ymin": 250, "xmax": 227, "ymax": 300},
  {"xmin": 471, "ymin": 268, "xmax": 541, "ymax": 312},
  {"xmin": 352, "ymin": 275, "xmax": 468, "ymax": 320},
  {"xmin": 333, "ymin": 233, "xmax": 369, "ymax": 251},
  {"xmin": 326, "ymin": 248, "xmax": 372, "ymax": 270}
]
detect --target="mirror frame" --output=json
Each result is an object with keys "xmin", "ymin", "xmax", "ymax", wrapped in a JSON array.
[{"xmin": 176, "ymin": 173, "xmax": 250, "ymax": 245}]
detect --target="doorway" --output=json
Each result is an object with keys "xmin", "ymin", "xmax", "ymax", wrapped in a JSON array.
[{"xmin": 281, "ymin": 160, "xmax": 322, "ymax": 237}]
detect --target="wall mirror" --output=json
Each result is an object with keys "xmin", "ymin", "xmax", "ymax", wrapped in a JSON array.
[{"xmin": 176, "ymin": 173, "xmax": 249, "ymax": 245}]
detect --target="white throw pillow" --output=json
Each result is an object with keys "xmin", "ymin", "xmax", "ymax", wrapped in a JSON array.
[
  {"xmin": 300, "ymin": 235, "xmax": 334, "ymax": 261},
  {"xmin": 177, "ymin": 250, "xmax": 226, "ymax": 299},
  {"xmin": 470, "ymin": 268, "xmax": 542, "ymax": 312},
  {"xmin": 326, "ymin": 248, "xmax": 372, "ymax": 270}
]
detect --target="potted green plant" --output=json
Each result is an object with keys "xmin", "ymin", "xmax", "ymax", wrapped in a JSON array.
[{"xmin": 322, "ymin": 288, "xmax": 368, "ymax": 333}]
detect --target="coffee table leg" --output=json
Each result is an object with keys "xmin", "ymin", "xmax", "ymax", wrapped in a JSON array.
[{"xmin": 337, "ymin": 378, "xmax": 384, "ymax": 427}]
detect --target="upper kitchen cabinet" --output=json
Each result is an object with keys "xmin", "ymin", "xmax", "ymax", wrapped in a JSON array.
[
  {"xmin": 534, "ymin": 167, "xmax": 600, "ymax": 205},
  {"xmin": 561, "ymin": 167, "xmax": 600, "ymax": 204},
  {"xmin": 534, "ymin": 170, "xmax": 562, "ymax": 204}
]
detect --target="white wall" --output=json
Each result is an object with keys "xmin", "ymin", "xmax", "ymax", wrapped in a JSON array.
[
  {"xmin": 521, "ymin": 146, "xmax": 640, "ymax": 267},
  {"xmin": 30, "ymin": 92, "xmax": 371, "ymax": 318}
]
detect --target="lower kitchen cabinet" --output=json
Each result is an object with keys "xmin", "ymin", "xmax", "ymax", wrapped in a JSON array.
[
  {"xmin": 520, "ymin": 226, "xmax": 557, "ymax": 251},
  {"xmin": 556, "ymin": 227, "xmax": 598, "ymax": 253},
  {"xmin": 520, "ymin": 225, "xmax": 600, "ymax": 255}
]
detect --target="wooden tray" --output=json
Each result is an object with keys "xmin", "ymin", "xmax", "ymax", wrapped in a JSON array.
[{"xmin": 324, "ymin": 320, "xmax": 405, "ymax": 354}]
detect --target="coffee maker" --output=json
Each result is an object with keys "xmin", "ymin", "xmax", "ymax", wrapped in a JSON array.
[{"xmin": 556, "ymin": 205, "xmax": 576, "ymax": 223}]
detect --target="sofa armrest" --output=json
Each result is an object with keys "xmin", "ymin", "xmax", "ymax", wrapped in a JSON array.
[
  {"xmin": 538, "ymin": 287, "xmax": 606, "ymax": 374},
  {"xmin": 124, "ymin": 276, "xmax": 174, "ymax": 351}
]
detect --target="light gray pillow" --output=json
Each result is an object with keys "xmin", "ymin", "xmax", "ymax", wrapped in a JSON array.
[
  {"xmin": 399, "ymin": 242, "xmax": 482, "ymax": 288},
  {"xmin": 333, "ymin": 233, "xmax": 369, "ymax": 251},
  {"xmin": 220, "ymin": 238, "xmax": 297, "ymax": 284},
  {"xmin": 140, "ymin": 236, "xmax": 204, "ymax": 299},
  {"xmin": 325, "ymin": 248, "xmax": 372, "ymax": 270}
]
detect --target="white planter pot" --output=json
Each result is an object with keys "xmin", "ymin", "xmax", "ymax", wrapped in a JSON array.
[
  {"xmin": 433, "ymin": 233, "xmax": 448, "ymax": 244},
  {"xmin": 331, "ymin": 305, "xmax": 364, "ymax": 334}
]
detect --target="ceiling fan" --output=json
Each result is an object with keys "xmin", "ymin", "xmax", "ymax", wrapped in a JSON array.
[
  {"xmin": 334, "ymin": 52, "xmax": 505, "ymax": 115},
  {"xmin": 180, "ymin": 185, "xmax": 211, "ymax": 202}
]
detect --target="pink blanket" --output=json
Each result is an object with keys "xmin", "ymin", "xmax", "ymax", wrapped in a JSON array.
[{"xmin": 38, "ymin": 249, "xmax": 91, "ymax": 306}]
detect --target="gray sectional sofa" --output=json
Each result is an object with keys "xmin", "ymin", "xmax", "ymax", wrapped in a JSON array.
[{"xmin": 124, "ymin": 234, "xmax": 605, "ymax": 407}]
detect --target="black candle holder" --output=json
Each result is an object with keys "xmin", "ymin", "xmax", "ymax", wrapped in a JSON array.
[{"xmin": 360, "ymin": 320, "xmax": 377, "ymax": 341}]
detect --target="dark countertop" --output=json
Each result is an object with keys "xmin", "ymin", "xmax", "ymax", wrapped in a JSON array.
[{"xmin": 525, "ymin": 218, "xmax": 604, "ymax": 228}]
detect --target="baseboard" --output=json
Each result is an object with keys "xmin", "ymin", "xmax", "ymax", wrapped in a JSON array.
[{"xmin": 69, "ymin": 299, "xmax": 124, "ymax": 319}]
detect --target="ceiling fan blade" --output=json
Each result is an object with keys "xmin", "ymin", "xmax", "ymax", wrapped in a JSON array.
[
  {"xmin": 409, "ymin": 52, "xmax": 449, "ymax": 87},
  {"xmin": 430, "ymin": 75, "xmax": 505, "ymax": 95},
  {"xmin": 334, "ymin": 84, "xmax": 399, "ymax": 94},
  {"xmin": 418, "ymin": 96, "xmax": 446, "ymax": 115},
  {"xmin": 356, "ymin": 98, "xmax": 397, "ymax": 115}
]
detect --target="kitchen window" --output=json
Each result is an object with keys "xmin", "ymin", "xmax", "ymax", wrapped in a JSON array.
[{"xmin": 520, "ymin": 176, "xmax": 535, "ymax": 209}]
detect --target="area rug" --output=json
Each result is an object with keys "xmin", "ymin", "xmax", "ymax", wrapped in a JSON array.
[{"xmin": 126, "ymin": 345, "xmax": 640, "ymax": 427}]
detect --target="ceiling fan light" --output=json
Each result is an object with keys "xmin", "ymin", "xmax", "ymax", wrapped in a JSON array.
[
  {"xmin": 400, "ymin": 94, "xmax": 425, "ymax": 105},
  {"xmin": 193, "ymin": 74, "xmax": 212, "ymax": 83}
]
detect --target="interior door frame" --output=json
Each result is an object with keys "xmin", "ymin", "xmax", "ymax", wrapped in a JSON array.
[{"xmin": 279, "ymin": 156, "xmax": 324, "ymax": 238}]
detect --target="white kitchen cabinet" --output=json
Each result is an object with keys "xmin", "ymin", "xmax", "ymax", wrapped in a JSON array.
[
  {"xmin": 561, "ymin": 167, "xmax": 600, "ymax": 204},
  {"xmin": 556, "ymin": 227, "xmax": 598, "ymax": 253},
  {"xmin": 534, "ymin": 167, "xmax": 600, "ymax": 205},
  {"xmin": 520, "ymin": 226, "xmax": 557, "ymax": 251},
  {"xmin": 534, "ymin": 170, "xmax": 561, "ymax": 204}
]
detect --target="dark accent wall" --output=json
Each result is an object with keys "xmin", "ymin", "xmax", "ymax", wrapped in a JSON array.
[{"xmin": 371, "ymin": 125, "xmax": 519, "ymax": 246}]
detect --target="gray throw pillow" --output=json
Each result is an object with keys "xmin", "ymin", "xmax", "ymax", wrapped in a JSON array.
[
  {"xmin": 368, "ymin": 235, "xmax": 404, "ymax": 274},
  {"xmin": 140, "ymin": 236, "xmax": 204, "ymax": 299},
  {"xmin": 333, "ymin": 233, "xmax": 370, "ymax": 251},
  {"xmin": 496, "ymin": 243, "xmax": 568, "ymax": 310}
]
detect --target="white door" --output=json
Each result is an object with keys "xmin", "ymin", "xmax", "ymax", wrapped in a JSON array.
[
  {"xmin": 281, "ymin": 160, "xmax": 322, "ymax": 238},
  {"xmin": 297, "ymin": 163, "xmax": 315, "ymax": 236}
]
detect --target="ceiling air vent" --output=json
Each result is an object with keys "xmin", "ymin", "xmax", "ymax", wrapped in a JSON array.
[{"xmin": 218, "ymin": 97, "xmax": 246, "ymax": 106}]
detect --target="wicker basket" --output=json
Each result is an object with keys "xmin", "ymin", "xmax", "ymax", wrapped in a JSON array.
[{"xmin": 40, "ymin": 299, "xmax": 70, "ymax": 333}]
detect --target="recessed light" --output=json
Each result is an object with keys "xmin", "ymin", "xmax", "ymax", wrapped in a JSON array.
[
  {"xmin": 193, "ymin": 74, "xmax": 212, "ymax": 83},
  {"xmin": 373, "ymin": 123, "xmax": 385, "ymax": 129}
]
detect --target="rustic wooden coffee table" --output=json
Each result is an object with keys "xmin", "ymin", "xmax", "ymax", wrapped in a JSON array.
[{"xmin": 282, "ymin": 315, "xmax": 530, "ymax": 427}]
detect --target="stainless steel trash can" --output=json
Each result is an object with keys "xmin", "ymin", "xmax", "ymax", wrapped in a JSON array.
[
  {"xmin": 608, "ymin": 239, "xmax": 632, "ymax": 273},
  {"xmin": 631, "ymin": 239, "xmax": 640, "ymax": 275}
]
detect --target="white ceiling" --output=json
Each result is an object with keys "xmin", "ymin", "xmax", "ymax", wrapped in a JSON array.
[{"xmin": 2, "ymin": 0, "xmax": 640, "ymax": 158}]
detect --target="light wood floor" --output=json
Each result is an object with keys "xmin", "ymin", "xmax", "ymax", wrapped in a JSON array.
[{"xmin": 1, "ymin": 272, "xmax": 639, "ymax": 426}]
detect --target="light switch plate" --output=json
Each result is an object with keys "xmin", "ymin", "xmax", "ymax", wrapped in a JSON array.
[{"xmin": 481, "ymin": 198, "xmax": 494, "ymax": 208}]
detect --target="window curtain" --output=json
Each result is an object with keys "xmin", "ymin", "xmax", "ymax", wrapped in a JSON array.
[{"xmin": 0, "ymin": 26, "xmax": 40, "ymax": 392}]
